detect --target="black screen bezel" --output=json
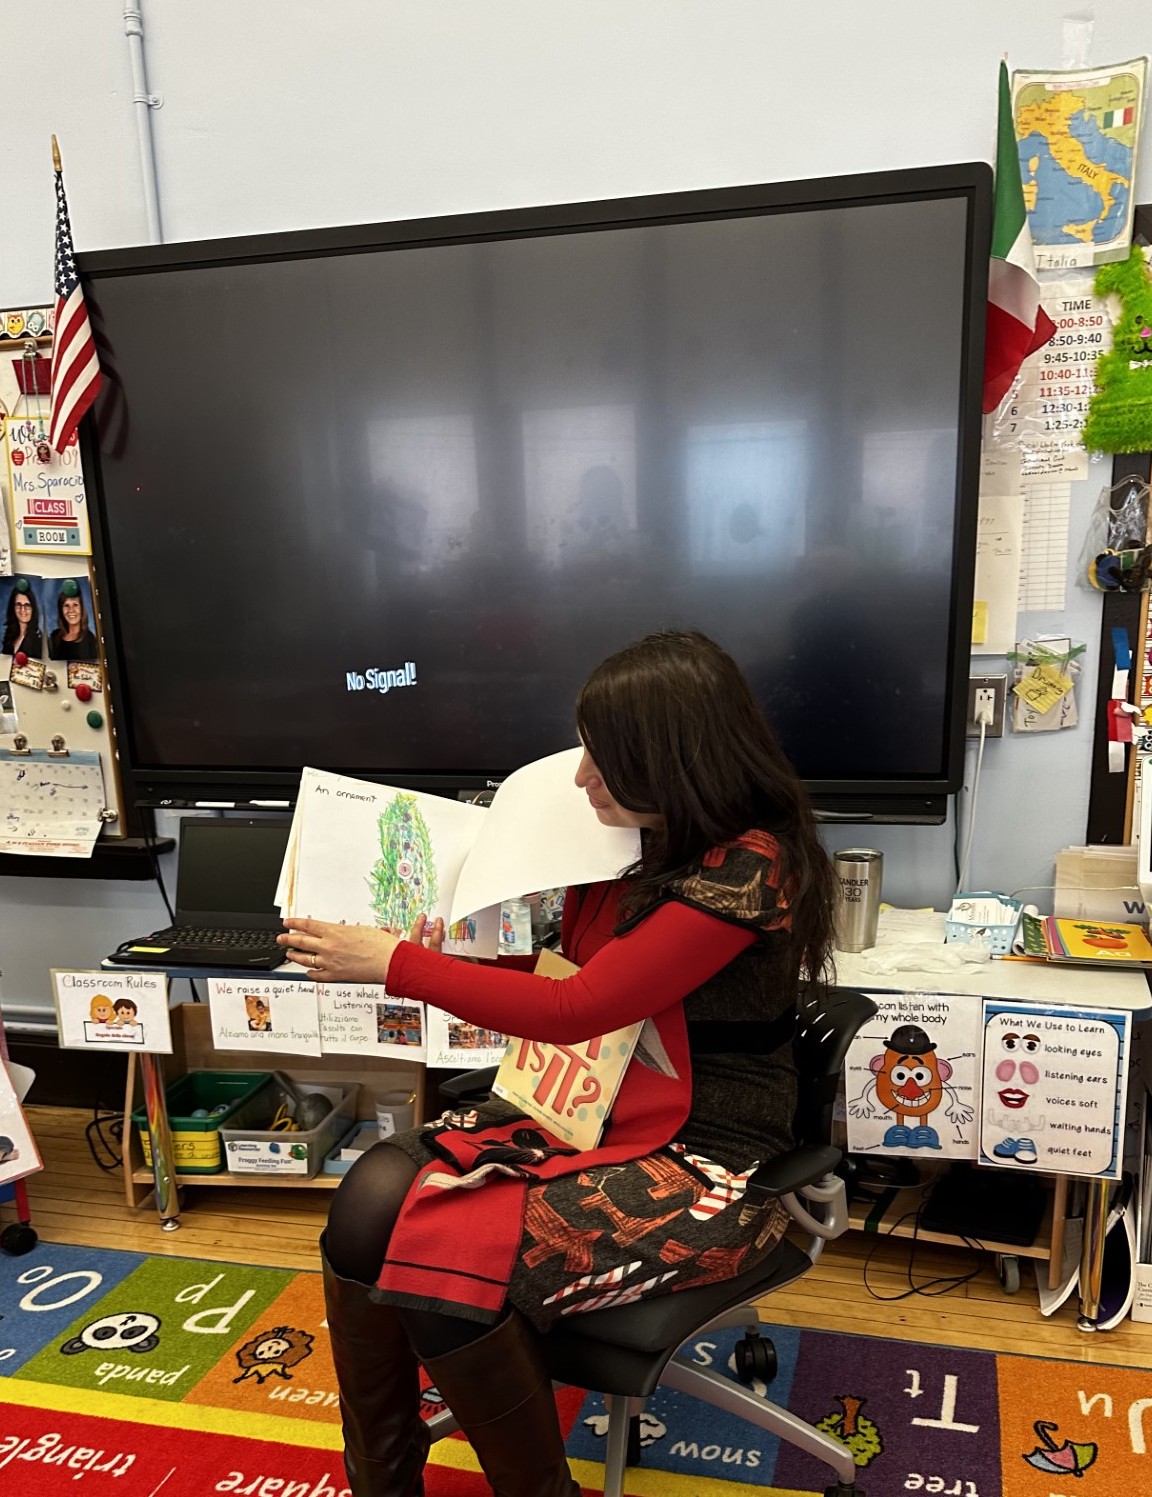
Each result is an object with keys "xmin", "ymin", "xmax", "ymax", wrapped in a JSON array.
[{"xmin": 79, "ymin": 163, "xmax": 992, "ymax": 822}]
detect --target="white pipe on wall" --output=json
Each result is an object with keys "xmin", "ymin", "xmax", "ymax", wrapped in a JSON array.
[{"xmin": 123, "ymin": 1, "xmax": 163, "ymax": 243}]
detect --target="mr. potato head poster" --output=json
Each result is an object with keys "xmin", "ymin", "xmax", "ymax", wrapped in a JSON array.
[{"xmin": 846, "ymin": 993, "xmax": 980, "ymax": 1161}]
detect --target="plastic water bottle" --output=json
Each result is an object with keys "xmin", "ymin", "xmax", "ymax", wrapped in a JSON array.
[{"xmin": 500, "ymin": 899, "xmax": 533, "ymax": 955}]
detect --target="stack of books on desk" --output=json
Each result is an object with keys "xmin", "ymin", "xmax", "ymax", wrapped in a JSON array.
[{"xmin": 1015, "ymin": 912, "xmax": 1152, "ymax": 969}]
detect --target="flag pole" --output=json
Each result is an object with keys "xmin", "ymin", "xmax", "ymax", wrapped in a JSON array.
[{"xmin": 46, "ymin": 130, "xmax": 104, "ymax": 454}]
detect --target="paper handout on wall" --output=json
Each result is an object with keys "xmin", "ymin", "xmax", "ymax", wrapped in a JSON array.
[
  {"xmin": 317, "ymin": 982, "xmax": 426, "ymax": 1062},
  {"xmin": 845, "ymin": 992, "xmax": 981, "ymax": 1161},
  {"xmin": 207, "ymin": 978, "xmax": 322, "ymax": 1056},
  {"xmin": 51, "ymin": 969, "xmax": 172, "ymax": 1053},
  {"xmin": 979, "ymin": 1000, "xmax": 1130, "ymax": 1178},
  {"xmin": 424, "ymin": 1005, "xmax": 509, "ymax": 1070},
  {"xmin": 278, "ymin": 749, "xmax": 639, "ymax": 960},
  {"xmin": 0, "ymin": 1058, "xmax": 42, "ymax": 1189}
]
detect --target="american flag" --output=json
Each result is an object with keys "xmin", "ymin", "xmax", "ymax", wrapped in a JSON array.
[{"xmin": 49, "ymin": 160, "xmax": 102, "ymax": 453}]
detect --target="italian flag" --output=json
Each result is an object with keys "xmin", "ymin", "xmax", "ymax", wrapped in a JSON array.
[
  {"xmin": 983, "ymin": 62, "xmax": 1057, "ymax": 414},
  {"xmin": 1103, "ymin": 106, "xmax": 1134, "ymax": 128}
]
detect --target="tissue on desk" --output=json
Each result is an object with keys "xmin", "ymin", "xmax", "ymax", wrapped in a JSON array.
[
  {"xmin": 842, "ymin": 906, "xmax": 989, "ymax": 977},
  {"xmin": 853, "ymin": 943, "xmax": 992, "ymax": 977}
]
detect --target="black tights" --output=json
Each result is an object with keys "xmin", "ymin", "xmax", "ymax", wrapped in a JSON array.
[{"xmin": 324, "ymin": 1141, "xmax": 505, "ymax": 1359}]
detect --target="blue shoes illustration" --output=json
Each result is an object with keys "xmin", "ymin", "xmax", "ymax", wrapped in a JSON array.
[
  {"xmin": 992, "ymin": 1137, "xmax": 1037, "ymax": 1164},
  {"xmin": 882, "ymin": 1124, "xmax": 941, "ymax": 1150}
]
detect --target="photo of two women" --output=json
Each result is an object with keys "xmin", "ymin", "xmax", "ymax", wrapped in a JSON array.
[{"xmin": 0, "ymin": 574, "xmax": 98, "ymax": 662}]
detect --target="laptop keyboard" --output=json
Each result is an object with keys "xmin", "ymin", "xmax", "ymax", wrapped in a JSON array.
[{"xmin": 146, "ymin": 927, "xmax": 280, "ymax": 948}]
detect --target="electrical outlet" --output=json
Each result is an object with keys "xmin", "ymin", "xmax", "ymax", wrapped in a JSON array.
[{"xmin": 966, "ymin": 675, "xmax": 1007, "ymax": 738}]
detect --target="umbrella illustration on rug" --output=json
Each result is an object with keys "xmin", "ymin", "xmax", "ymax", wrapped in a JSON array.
[{"xmin": 1022, "ymin": 1419, "xmax": 1098, "ymax": 1477}]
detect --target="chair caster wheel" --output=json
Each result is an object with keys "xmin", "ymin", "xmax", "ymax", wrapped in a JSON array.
[
  {"xmin": 997, "ymin": 1254, "xmax": 1021, "ymax": 1295},
  {"xmin": 734, "ymin": 1332, "xmax": 777, "ymax": 1383},
  {"xmin": 1, "ymin": 1223, "xmax": 37, "ymax": 1255}
]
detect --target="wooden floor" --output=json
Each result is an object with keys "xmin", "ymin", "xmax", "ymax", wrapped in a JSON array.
[{"xmin": 15, "ymin": 1105, "xmax": 1152, "ymax": 1371}]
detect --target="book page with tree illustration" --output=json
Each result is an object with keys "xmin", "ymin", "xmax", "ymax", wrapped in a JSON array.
[{"xmin": 289, "ymin": 767, "xmax": 499, "ymax": 957}]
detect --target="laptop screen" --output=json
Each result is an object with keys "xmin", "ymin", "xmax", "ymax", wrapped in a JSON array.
[{"xmin": 176, "ymin": 818, "xmax": 291, "ymax": 927}]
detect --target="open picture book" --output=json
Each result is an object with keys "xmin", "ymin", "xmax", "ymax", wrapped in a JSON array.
[{"xmin": 277, "ymin": 747, "xmax": 639, "ymax": 959}]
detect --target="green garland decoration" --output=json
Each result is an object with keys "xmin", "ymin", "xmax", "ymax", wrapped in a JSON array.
[
  {"xmin": 1081, "ymin": 244, "xmax": 1152, "ymax": 454},
  {"xmin": 366, "ymin": 792, "xmax": 439, "ymax": 931}
]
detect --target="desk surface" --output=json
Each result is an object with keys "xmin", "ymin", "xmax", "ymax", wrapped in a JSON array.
[
  {"xmin": 102, "ymin": 952, "xmax": 1152, "ymax": 1012},
  {"xmin": 834, "ymin": 950, "xmax": 1152, "ymax": 1011},
  {"xmin": 101, "ymin": 959, "xmax": 305, "ymax": 981}
]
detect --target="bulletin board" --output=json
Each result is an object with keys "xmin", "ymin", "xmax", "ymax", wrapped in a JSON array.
[{"xmin": 0, "ymin": 314, "xmax": 126, "ymax": 844}]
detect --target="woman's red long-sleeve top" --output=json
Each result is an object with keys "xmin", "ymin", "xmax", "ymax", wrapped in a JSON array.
[
  {"xmin": 386, "ymin": 882, "xmax": 754, "ymax": 1045},
  {"xmin": 391, "ymin": 850, "xmax": 800, "ymax": 1171}
]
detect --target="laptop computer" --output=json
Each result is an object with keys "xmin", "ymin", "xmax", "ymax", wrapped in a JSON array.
[{"xmin": 108, "ymin": 817, "xmax": 291, "ymax": 969}]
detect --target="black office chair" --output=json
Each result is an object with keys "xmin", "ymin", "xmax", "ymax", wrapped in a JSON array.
[{"xmin": 428, "ymin": 985, "xmax": 878, "ymax": 1497}]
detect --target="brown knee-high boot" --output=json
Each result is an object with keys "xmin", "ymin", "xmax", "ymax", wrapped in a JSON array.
[
  {"xmin": 421, "ymin": 1312, "xmax": 580, "ymax": 1497},
  {"xmin": 321, "ymin": 1244, "xmax": 430, "ymax": 1497}
]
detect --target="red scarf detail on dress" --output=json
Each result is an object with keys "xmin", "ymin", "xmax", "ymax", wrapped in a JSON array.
[{"xmin": 375, "ymin": 999, "xmax": 692, "ymax": 1321}]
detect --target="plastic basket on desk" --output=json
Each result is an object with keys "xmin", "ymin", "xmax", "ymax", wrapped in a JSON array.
[{"xmin": 944, "ymin": 892, "xmax": 1023, "ymax": 957}]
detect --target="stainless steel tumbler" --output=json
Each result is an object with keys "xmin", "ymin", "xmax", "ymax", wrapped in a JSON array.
[{"xmin": 832, "ymin": 849, "xmax": 883, "ymax": 952}]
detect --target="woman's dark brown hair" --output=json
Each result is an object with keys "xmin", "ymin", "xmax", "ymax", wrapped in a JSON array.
[{"xmin": 576, "ymin": 629, "xmax": 835, "ymax": 986}]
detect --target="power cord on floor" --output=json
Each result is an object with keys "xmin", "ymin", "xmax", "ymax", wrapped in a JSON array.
[
  {"xmin": 861, "ymin": 1200, "xmax": 991, "ymax": 1302},
  {"xmin": 85, "ymin": 1103, "xmax": 124, "ymax": 1172}
]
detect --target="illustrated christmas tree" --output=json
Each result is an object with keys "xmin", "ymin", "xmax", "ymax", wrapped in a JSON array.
[{"xmin": 367, "ymin": 793, "xmax": 440, "ymax": 931}]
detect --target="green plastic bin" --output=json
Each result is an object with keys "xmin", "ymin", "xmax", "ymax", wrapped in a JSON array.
[{"xmin": 133, "ymin": 1071, "xmax": 273, "ymax": 1174}]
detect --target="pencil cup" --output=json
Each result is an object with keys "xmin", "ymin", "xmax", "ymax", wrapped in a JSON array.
[
  {"xmin": 376, "ymin": 1091, "xmax": 415, "ymax": 1140},
  {"xmin": 832, "ymin": 849, "xmax": 883, "ymax": 953}
]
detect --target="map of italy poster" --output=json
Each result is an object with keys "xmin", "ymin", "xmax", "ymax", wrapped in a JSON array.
[{"xmin": 1013, "ymin": 58, "xmax": 1147, "ymax": 270}]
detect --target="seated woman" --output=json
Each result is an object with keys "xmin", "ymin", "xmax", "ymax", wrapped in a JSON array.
[{"xmin": 281, "ymin": 629, "xmax": 835, "ymax": 1497}]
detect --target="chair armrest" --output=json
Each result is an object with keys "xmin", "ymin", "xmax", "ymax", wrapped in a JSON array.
[
  {"xmin": 744, "ymin": 1144, "xmax": 842, "ymax": 1202},
  {"xmin": 438, "ymin": 1065, "xmax": 499, "ymax": 1104}
]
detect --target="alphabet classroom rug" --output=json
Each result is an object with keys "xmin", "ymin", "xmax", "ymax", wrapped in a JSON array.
[{"xmin": 0, "ymin": 1243, "xmax": 1144, "ymax": 1496}]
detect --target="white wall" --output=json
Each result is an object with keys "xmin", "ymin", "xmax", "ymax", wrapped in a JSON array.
[{"xmin": 2, "ymin": 0, "xmax": 1148, "ymax": 1014}]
